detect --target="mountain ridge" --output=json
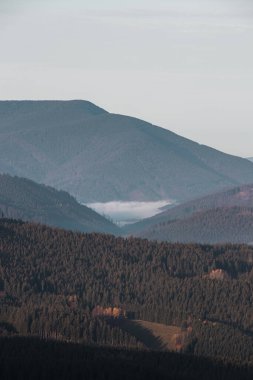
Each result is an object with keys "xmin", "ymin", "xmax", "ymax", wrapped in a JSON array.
[
  {"xmin": 1, "ymin": 100, "xmax": 253, "ymax": 203},
  {"xmin": 137, "ymin": 206, "xmax": 253, "ymax": 244},
  {"xmin": 123, "ymin": 183, "xmax": 253, "ymax": 243},
  {"xmin": 0, "ymin": 173, "xmax": 120, "ymax": 235}
]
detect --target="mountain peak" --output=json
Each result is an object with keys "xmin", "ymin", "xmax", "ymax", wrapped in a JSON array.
[
  {"xmin": 0, "ymin": 99, "xmax": 108, "ymax": 117},
  {"xmin": 1, "ymin": 100, "xmax": 253, "ymax": 203}
]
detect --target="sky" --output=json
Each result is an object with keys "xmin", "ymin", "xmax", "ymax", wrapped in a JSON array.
[{"xmin": 0, "ymin": 0, "xmax": 253, "ymax": 157}]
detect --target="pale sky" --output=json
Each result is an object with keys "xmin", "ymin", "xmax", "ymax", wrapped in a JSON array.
[{"xmin": 0, "ymin": 0, "xmax": 253, "ymax": 157}]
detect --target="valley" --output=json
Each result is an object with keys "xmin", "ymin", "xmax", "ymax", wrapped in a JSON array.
[
  {"xmin": 1, "ymin": 101, "xmax": 253, "ymax": 378},
  {"xmin": 86, "ymin": 199, "xmax": 174, "ymax": 226},
  {"xmin": 1, "ymin": 0, "xmax": 253, "ymax": 376}
]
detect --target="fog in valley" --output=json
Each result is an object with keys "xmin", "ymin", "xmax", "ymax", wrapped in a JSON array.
[{"xmin": 86, "ymin": 200, "xmax": 175, "ymax": 226}]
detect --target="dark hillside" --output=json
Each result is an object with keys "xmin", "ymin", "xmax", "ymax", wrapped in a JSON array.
[
  {"xmin": 0, "ymin": 174, "xmax": 119, "ymax": 234},
  {"xmin": 0, "ymin": 337, "xmax": 252, "ymax": 380},
  {"xmin": 124, "ymin": 183, "xmax": 253, "ymax": 236},
  {"xmin": 138, "ymin": 207, "xmax": 253, "ymax": 244},
  {"xmin": 0, "ymin": 220, "xmax": 253, "ymax": 365}
]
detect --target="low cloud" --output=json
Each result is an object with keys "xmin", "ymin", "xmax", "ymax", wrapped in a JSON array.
[{"xmin": 86, "ymin": 200, "xmax": 174, "ymax": 224}]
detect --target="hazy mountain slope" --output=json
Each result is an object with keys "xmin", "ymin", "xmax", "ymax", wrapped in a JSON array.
[
  {"xmin": 248, "ymin": 157, "xmax": 253, "ymax": 162},
  {"xmin": 123, "ymin": 184, "xmax": 253, "ymax": 235},
  {"xmin": 138, "ymin": 207, "xmax": 253, "ymax": 244},
  {"xmin": 1, "ymin": 100, "xmax": 253, "ymax": 202},
  {"xmin": 0, "ymin": 174, "xmax": 119, "ymax": 234}
]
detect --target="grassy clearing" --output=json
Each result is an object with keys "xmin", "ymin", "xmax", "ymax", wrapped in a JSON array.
[{"xmin": 115, "ymin": 319, "xmax": 187, "ymax": 351}]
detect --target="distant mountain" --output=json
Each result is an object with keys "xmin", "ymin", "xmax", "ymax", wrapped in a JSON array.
[
  {"xmin": 0, "ymin": 174, "xmax": 119, "ymax": 234},
  {"xmin": 137, "ymin": 206, "xmax": 253, "ymax": 244},
  {"xmin": 248, "ymin": 157, "xmax": 253, "ymax": 162},
  {"xmin": 1, "ymin": 100, "xmax": 253, "ymax": 203},
  {"xmin": 123, "ymin": 183, "xmax": 253, "ymax": 235}
]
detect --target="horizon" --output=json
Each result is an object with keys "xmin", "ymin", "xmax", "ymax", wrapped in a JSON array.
[{"xmin": 0, "ymin": 0, "xmax": 252, "ymax": 156}]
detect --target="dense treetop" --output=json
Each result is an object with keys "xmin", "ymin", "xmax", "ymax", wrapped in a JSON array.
[{"xmin": 0, "ymin": 219, "xmax": 253, "ymax": 365}]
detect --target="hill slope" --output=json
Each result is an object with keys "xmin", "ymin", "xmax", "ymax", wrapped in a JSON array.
[
  {"xmin": 0, "ymin": 220, "xmax": 253, "ymax": 365},
  {"xmin": 124, "ymin": 183, "xmax": 253, "ymax": 237},
  {"xmin": 1, "ymin": 100, "xmax": 253, "ymax": 202},
  {"xmin": 137, "ymin": 206, "xmax": 253, "ymax": 244},
  {"xmin": 0, "ymin": 174, "xmax": 119, "ymax": 234}
]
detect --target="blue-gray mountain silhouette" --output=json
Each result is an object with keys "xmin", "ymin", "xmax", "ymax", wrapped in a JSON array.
[
  {"xmin": 124, "ymin": 184, "xmax": 253, "ymax": 244},
  {"xmin": 0, "ymin": 174, "xmax": 119, "ymax": 234},
  {"xmin": 1, "ymin": 100, "xmax": 253, "ymax": 203}
]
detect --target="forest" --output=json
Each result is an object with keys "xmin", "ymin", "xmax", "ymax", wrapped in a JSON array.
[{"xmin": 0, "ymin": 219, "xmax": 253, "ymax": 370}]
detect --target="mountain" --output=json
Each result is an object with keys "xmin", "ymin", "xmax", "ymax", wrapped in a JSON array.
[
  {"xmin": 0, "ymin": 174, "xmax": 119, "ymax": 234},
  {"xmin": 122, "ymin": 184, "xmax": 253, "ymax": 238},
  {"xmin": 1, "ymin": 219, "xmax": 253, "ymax": 366},
  {"xmin": 248, "ymin": 157, "xmax": 253, "ymax": 162},
  {"xmin": 123, "ymin": 185, "xmax": 253, "ymax": 244},
  {"xmin": 136, "ymin": 206, "xmax": 253, "ymax": 244},
  {"xmin": 124, "ymin": 184, "xmax": 253, "ymax": 244},
  {"xmin": 1, "ymin": 100, "xmax": 253, "ymax": 203}
]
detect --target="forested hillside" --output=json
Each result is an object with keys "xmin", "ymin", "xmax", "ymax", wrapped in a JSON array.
[
  {"xmin": 1, "ymin": 100, "xmax": 253, "ymax": 203},
  {"xmin": 137, "ymin": 207, "xmax": 253, "ymax": 244},
  {"xmin": 124, "ymin": 184, "xmax": 253, "ymax": 235},
  {"xmin": 0, "ymin": 220, "xmax": 253, "ymax": 366},
  {"xmin": 0, "ymin": 174, "xmax": 119, "ymax": 235},
  {"xmin": 124, "ymin": 184, "xmax": 253, "ymax": 244}
]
